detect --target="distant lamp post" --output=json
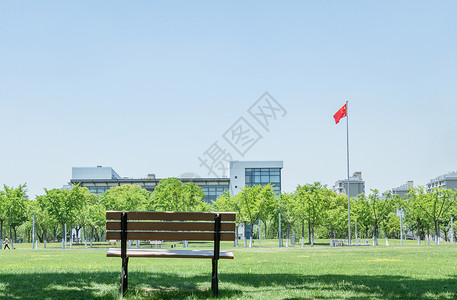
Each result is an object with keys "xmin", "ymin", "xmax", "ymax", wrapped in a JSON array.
[
  {"xmin": 451, "ymin": 218, "xmax": 454, "ymax": 245},
  {"xmin": 397, "ymin": 208, "xmax": 404, "ymax": 246}
]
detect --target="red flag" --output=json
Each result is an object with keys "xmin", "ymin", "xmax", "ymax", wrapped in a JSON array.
[{"xmin": 333, "ymin": 103, "xmax": 347, "ymax": 124}]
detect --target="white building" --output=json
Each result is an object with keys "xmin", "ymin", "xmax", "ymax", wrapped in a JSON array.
[
  {"xmin": 426, "ymin": 172, "xmax": 457, "ymax": 192},
  {"xmin": 229, "ymin": 161, "xmax": 283, "ymax": 197},
  {"xmin": 333, "ymin": 171, "xmax": 365, "ymax": 198}
]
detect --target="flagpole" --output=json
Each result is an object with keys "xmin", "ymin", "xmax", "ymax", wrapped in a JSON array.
[{"xmin": 346, "ymin": 100, "xmax": 351, "ymax": 246}]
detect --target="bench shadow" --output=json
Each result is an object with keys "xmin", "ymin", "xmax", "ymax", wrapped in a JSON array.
[{"xmin": 0, "ymin": 271, "xmax": 456, "ymax": 299}]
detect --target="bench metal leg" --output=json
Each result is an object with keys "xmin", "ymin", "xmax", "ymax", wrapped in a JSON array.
[
  {"xmin": 120, "ymin": 257, "xmax": 129, "ymax": 297},
  {"xmin": 211, "ymin": 258, "xmax": 218, "ymax": 297}
]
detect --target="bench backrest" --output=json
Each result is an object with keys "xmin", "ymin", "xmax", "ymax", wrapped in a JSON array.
[{"xmin": 106, "ymin": 211, "xmax": 236, "ymax": 242}]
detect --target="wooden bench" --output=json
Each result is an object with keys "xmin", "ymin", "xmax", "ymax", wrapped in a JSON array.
[
  {"xmin": 331, "ymin": 239, "xmax": 344, "ymax": 247},
  {"xmin": 149, "ymin": 240, "xmax": 162, "ymax": 248},
  {"xmin": 106, "ymin": 211, "xmax": 236, "ymax": 297}
]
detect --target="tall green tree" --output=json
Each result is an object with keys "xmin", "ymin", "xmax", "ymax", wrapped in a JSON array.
[
  {"xmin": 293, "ymin": 185, "xmax": 310, "ymax": 247},
  {"xmin": 182, "ymin": 182, "xmax": 210, "ymax": 212},
  {"xmin": 101, "ymin": 184, "xmax": 151, "ymax": 211},
  {"xmin": 276, "ymin": 192, "xmax": 295, "ymax": 247},
  {"xmin": 325, "ymin": 193, "xmax": 350, "ymax": 240},
  {"xmin": 151, "ymin": 178, "xmax": 209, "ymax": 211},
  {"xmin": 3, "ymin": 184, "xmax": 28, "ymax": 247},
  {"xmin": 352, "ymin": 196, "xmax": 371, "ymax": 239},
  {"xmin": 213, "ymin": 191, "xmax": 241, "ymax": 247},
  {"xmin": 296, "ymin": 182, "xmax": 330, "ymax": 247},
  {"xmin": 415, "ymin": 187, "xmax": 456, "ymax": 244},
  {"xmin": 34, "ymin": 195, "xmax": 55, "ymax": 247},
  {"xmin": 40, "ymin": 185, "xmax": 85, "ymax": 249},
  {"xmin": 366, "ymin": 189, "xmax": 394, "ymax": 246},
  {"xmin": 83, "ymin": 191, "xmax": 105, "ymax": 247},
  {"xmin": 237, "ymin": 184, "xmax": 276, "ymax": 247},
  {"xmin": 0, "ymin": 189, "xmax": 6, "ymax": 245},
  {"xmin": 402, "ymin": 187, "xmax": 428, "ymax": 245}
]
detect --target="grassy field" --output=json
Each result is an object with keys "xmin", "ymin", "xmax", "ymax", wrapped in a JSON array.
[{"xmin": 1, "ymin": 240, "xmax": 456, "ymax": 299}]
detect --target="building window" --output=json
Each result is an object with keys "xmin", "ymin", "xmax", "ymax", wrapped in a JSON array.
[
  {"xmin": 245, "ymin": 168, "xmax": 281, "ymax": 196},
  {"xmin": 200, "ymin": 185, "xmax": 229, "ymax": 204}
]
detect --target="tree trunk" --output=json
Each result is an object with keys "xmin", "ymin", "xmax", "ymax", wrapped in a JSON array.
[
  {"xmin": 286, "ymin": 222, "xmax": 290, "ymax": 247},
  {"xmin": 434, "ymin": 220, "xmax": 439, "ymax": 245},
  {"xmin": 308, "ymin": 220, "xmax": 311, "ymax": 244},
  {"xmin": 0, "ymin": 223, "xmax": 3, "ymax": 250},
  {"xmin": 427, "ymin": 226, "xmax": 430, "ymax": 245},
  {"xmin": 243, "ymin": 222, "xmax": 247, "ymax": 247},
  {"xmin": 90, "ymin": 227, "xmax": 93, "ymax": 248},
  {"xmin": 62, "ymin": 223, "xmax": 65, "ymax": 249},
  {"xmin": 75, "ymin": 226, "xmax": 81, "ymax": 242},
  {"xmin": 234, "ymin": 225, "xmax": 239, "ymax": 247},
  {"xmin": 374, "ymin": 221, "xmax": 378, "ymax": 246},
  {"xmin": 83, "ymin": 224, "xmax": 87, "ymax": 249},
  {"xmin": 249, "ymin": 223, "xmax": 254, "ymax": 248},
  {"xmin": 258, "ymin": 221, "xmax": 261, "ymax": 248},
  {"xmin": 438, "ymin": 222, "xmax": 441, "ymax": 245},
  {"xmin": 37, "ymin": 232, "xmax": 43, "ymax": 243},
  {"xmin": 417, "ymin": 218, "xmax": 421, "ymax": 245},
  {"xmin": 13, "ymin": 227, "xmax": 17, "ymax": 243},
  {"xmin": 0, "ymin": 220, "xmax": 3, "ymax": 247},
  {"xmin": 301, "ymin": 219, "xmax": 305, "ymax": 247},
  {"xmin": 311, "ymin": 222, "xmax": 314, "ymax": 247},
  {"xmin": 70, "ymin": 224, "xmax": 73, "ymax": 249},
  {"xmin": 43, "ymin": 229, "xmax": 47, "ymax": 249},
  {"xmin": 9, "ymin": 226, "xmax": 14, "ymax": 249}
]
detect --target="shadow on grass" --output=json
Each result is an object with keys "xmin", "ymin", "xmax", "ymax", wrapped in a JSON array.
[{"xmin": 0, "ymin": 271, "xmax": 456, "ymax": 299}]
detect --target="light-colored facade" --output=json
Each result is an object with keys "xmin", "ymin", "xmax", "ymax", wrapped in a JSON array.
[
  {"xmin": 71, "ymin": 161, "xmax": 283, "ymax": 204},
  {"xmin": 72, "ymin": 166, "xmax": 121, "ymax": 180},
  {"xmin": 426, "ymin": 172, "xmax": 457, "ymax": 192},
  {"xmin": 333, "ymin": 171, "xmax": 365, "ymax": 198},
  {"xmin": 229, "ymin": 161, "xmax": 283, "ymax": 196},
  {"xmin": 71, "ymin": 168, "xmax": 229, "ymax": 204},
  {"xmin": 392, "ymin": 181, "xmax": 413, "ymax": 198}
]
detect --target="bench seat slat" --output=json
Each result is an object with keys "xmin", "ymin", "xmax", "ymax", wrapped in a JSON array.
[
  {"xmin": 107, "ymin": 248, "xmax": 234, "ymax": 259},
  {"xmin": 106, "ymin": 231, "xmax": 235, "ymax": 241},
  {"xmin": 106, "ymin": 221, "xmax": 235, "ymax": 232},
  {"xmin": 106, "ymin": 211, "xmax": 236, "ymax": 222}
]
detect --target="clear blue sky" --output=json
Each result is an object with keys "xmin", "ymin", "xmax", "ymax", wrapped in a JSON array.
[{"xmin": 1, "ymin": 1, "xmax": 456, "ymax": 198}]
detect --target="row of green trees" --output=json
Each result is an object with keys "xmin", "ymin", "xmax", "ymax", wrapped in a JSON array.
[
  {"xmin": 0, "ymin": 178, "xmax": 211, "ymax": 248},
  {"xmin": 214, "ymin": 183, "xmax": 457, "ymax": 247},
  {"xmin": 1, "ymin": 179, "xmax": 456, "ymax": 249}
]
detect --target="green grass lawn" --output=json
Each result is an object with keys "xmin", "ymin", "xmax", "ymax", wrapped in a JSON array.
[{"xmin": 1, "ymin": 240, "xmax": 456, "ymax": 299}]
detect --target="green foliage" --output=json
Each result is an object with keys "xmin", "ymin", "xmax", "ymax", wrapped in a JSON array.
[
  {"xmin": 3, "ymin": 184, "xmax": 28, "ymax": 226},
  {"xmin": 39, "ymin": 186, "xmax": 84, "ymax": 226},
  {"xmin": 213, "ymin": 191, "xmax": 242, "ymax": 223},
  {"xmin": 151, "ymin": 178, "xmax": 209, "ymax": 211},
  {"xmin": 295, "ymin": 182, "xmax": 331, "ymax": 245},
  {"xmin": 101, "ymin": 184, "xmax": 151, "ymax": 211},
  {"xmin": 276, "ymin": 192, "xmax": 295, "ymax": 224},
  {"xmin": 325, "ymin": 193, "xmax": 350, "ymax": 238},
  {"xmin": 384, "ymin": 212, "xmax": 401, "ymax": 238},
  {"xmin": 237, "ymin": 184, "xmax": 276, "ymax": 226},
  {"xmin": 357, "ymin": 189, "xmax": 395, "ymax": 244}
]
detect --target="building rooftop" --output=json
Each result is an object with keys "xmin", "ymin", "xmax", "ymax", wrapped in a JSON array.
[{"xmin": 428, "ymin": 171, "xmax": 457, "ymax": 183}]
